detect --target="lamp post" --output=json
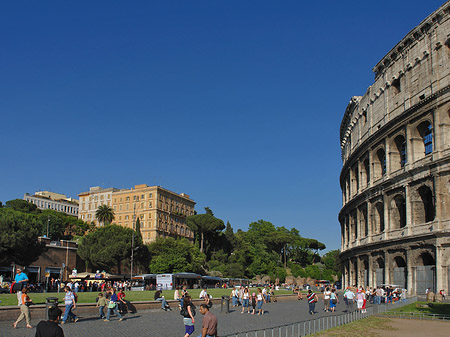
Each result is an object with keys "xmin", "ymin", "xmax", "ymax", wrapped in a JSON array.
[
  {"xmin": 47, "ymin": 216, "xmax": 50, "ymax": 238},
  {"xmin": 130, "ymin": 203, "xmax": 136, "ymax": 281}
]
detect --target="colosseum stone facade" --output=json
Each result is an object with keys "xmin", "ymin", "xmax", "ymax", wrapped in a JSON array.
[{"xmin": 339, "ymin": 1, "xmax": 450, "ymax": 295}]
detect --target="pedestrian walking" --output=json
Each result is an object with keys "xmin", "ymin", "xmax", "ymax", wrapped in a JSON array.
[
  {"xmin": 12, "ymin": 286, "xmax": 33, "ymax": 329},
  {"xmin": 13, "ymin": 267, "xmax": 29, "ymax": 306},
  {"xmin": 344, "ymin": 287, "xmax": 355, "ymax": 312},
  {"xmin": 61, "ymin": 286, "xmax": 78, "ymax": 324},
  {"xmin": 330, "ymin": 288, "xmax": 338, "ymax": 312},
  {"xmin": 181, "ymin": 295, "xmax": 195, "ymax": 337},
  {"xmin": 256, "ymin": 288, "xmax": 265, "ymax": 315},
  {"xmin": 197, "ymin": 303, "xmax": 218, "ymax": 337},
  {"xmin": 307, "ymin": 289, "xmax": 318, "ymax": 315},
  {"xmin": 96, "ymin": 293, "xmax": 107, "ymax": 319},
  {"xmin": 241, "ymin": 287, "xmax": 250, "ymax": 314},
  {"xmin": 251, "ymin": 293, "xmax": 257, "ymax": 314}
]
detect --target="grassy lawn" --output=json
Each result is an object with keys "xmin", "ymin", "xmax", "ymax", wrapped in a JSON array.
[
  {"xmin": 311, "ymin": 316, "xmax": 395, "ymax": 337},
  {"xmin": 0, "ymin": 288, "xmax": 293, "ymax": 306},
  {"xmin": 384, "ymin": 301, "xmax": 450, "ymax": 316}
]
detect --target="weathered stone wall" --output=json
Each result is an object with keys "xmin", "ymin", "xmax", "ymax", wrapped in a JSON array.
[{"xmin": 338, "ymin": 1, "xmax": 450, "ymax": 295}]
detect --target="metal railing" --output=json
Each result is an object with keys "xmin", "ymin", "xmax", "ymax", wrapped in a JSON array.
[{"xmin": 222, "ymin": 297, "xmax": 418, "ymax": 337}]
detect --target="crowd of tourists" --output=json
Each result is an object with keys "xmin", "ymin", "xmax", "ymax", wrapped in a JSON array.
[{"xmin": 229, "ymin": 285, "xmax": 275, "ymax": 315}]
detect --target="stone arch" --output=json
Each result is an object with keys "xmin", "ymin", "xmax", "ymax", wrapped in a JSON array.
[
  {"xmin": 358, "ymin": 203, "xmax": 368, "ymax": 237},
  {"xmin": 411, "ymin": 183, "xmax": 435, "ymax": 225},
  {"xmin": 374, "ymin": 256, "xmax": 385, "ymax": 286},
  {"xmin": 371, "ymin": 200, "xmax": 385, "ymax": 234},
  {"xmin": 373, "ymin": 146, "xmax": 386, "ymax": 180},
  {"xmin": 390, "ymin": 194, "xmax": 406, "ymax": 230},
  {"xmin": 411, "ymin": 118, "xmax": 433, "ymax": 160},
  {"xmin": 390, "ymin": 133, "xmax": 407, "ymax": 171},
  {"xmin": 392, "ymin": 254, "xmax": 407, "ymax": 289},
  {"xmin": 414, "ymin": 250, "xmax": 436, "ymax": 294}
]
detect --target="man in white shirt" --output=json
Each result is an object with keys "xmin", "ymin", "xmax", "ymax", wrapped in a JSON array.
[
  {"xmin": 199, "ymin": 287, "xmax": 208, "ymax": 299},
  {"xmin": 344, "ymin": 288, "xmax": 355, "ymax": 312}
]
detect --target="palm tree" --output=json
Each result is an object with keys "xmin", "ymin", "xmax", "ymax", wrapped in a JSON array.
[{"xmin": 95, "ymin": 205, "xmax": 115, "ymax": 226}]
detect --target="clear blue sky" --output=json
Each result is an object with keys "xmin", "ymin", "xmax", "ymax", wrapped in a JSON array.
[{"xmin": 1, "ymin": 0, "xmax": 445, "ymax": 252}]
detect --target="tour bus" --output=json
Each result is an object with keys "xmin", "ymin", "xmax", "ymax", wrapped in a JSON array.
[
  {"xmin": 156, "ymin": 273, "xmax": 202, "ymax": 290},
  {"xmin": 201, "ymin": 276, "xmax": 223, "ymax": 288},
  {"xmin": 131, "ymin": 274, "xmax": 157, "ymax": 291}
]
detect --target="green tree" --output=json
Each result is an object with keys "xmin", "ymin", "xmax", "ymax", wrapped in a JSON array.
[
  {"xmin": 95, "ymin": 205, "xmax": 115, "ymax": 227},
  {"xmin": 0, "ymin": 208, "xmax": 46, "ymax": 266},
  {"xmin": 5, "ymin": 199, "xmax": 41, "ymax": 214},
  {"xmin": 147, "ymin": 237, "xmax": 205, "ymax": 274},
  {"xmin": 322, "ymin": 249, "xmax": 341, "ymax": 275},
  {"xmin": 186, "ymin": 207, "xmax": 224, "ymax": 253},
  {"xmin": 78, "ymin": 224, "xmax": 138, "ymax": 274}
]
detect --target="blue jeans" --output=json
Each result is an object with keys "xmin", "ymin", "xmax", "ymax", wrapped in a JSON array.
[
  {"xmin": 98, "ymin": 306, "xmax": 105, "ymax": 318},
  {"xmin": 232, "ymin": 296, "xmax": 237, "ymax": 306},
  {"xmin": 106, "ymin": 305, "xmax": 122, "ymax": 320},
  {"xmin": 308, "ymin": 302, "xmax": 315, "ymax": 313},
  {"xmin": 243, "ymin": 299, "xmax": 249, "ymax": 307},
  {"xmin": 62, "ymin": 304, "xmax": 77, "ymax": 322},
  {"xmin": 156, "ymin": 297, "xmax": 168, "ymax": 309}
]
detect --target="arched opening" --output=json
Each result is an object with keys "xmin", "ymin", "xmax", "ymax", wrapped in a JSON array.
[
  {"xmin": 375, "ymin": 258, "xmax": 385, "ymax": 286},
  {"xmin": 391, "ymin": 134, "xmax": 407, "ymax": 171},
  {"xmin": 376, "ymin": 202, "xmax": 385, "ymax": 233},
  {"xmin": 352, "ymin": 164, "xmax": 359, "ymax": 195},
  {"xmin": 416, "ymin": 252, "xmax": 435, "ymax": 294},
  {"xmin": 391, "ymin": 195, "xmax": 406, "ymax": 229},
  {"xmin": 362, "ymin": 260, "xmax": 369, "ymax": 286},
  {"xmin": 364, "ymin": 158, "xmax": 370, "ymax": 187},
  {"xmin": 373, "ymin": 148, "xmax": 386, "ymax": 180},
  {"xmin": 419, "ymin": 186, "xmax": 435, "ymax": 223},
  {"xmin": 351, "ymin": 211, "xmax": 358, "ymax": 241},
  {"xmin": 359, "ymin": 204, "xmax": 368, "ymax": 237},
  {"xmin": 417, "ymin": 121, "xmax": 433, "ymax": 156},
  {"xmin": 393, "ymin": 256, "xmax": 407, "ymax": 289}
]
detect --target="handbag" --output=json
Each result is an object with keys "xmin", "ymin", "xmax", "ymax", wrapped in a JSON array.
[
  {"xmin": 108, "ymin": 301, "xmax": 117, "ymax": 309},
  {"xmin": 332, "ymin": 299, "xmax": 337, "ymax": 304},
  {"xmin": 12, "ymin": 282, "xmax": 24, "ymax": 292}
]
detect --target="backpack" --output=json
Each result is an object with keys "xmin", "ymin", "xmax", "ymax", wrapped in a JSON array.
[{"xmin": 180, "ymin": 305, "xmax": 195, "ymax": 317}]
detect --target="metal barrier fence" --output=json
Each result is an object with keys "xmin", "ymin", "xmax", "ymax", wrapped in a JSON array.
[
  {"xmin": 222, "ymin": 297, "xmax": 418, "ymax": 337},
  {"xmin": 377, "ymin": 311, "xmax": 450, "ymax": 321}
]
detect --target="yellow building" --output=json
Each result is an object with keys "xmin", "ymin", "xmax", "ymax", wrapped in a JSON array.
[
  {"xmin": 78, "ymin": 186, "xmax": 121, "ymax": 225},
  {"xmin": 111, "ymin": 184, "xmax": 195, "ymax": 243}
]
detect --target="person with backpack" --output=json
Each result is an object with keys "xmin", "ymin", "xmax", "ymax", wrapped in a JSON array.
[{"xmin": 181, "ymin": 294, "xmax": 195, "ymax": 337}]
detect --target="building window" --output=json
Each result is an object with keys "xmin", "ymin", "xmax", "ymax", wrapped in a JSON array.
[
  {"xmin": 424, "ymin": 124, "xmax": 433, "ymax": 155},
  {"xmin": 392, "ymin": 78, "xmax": 401, "ymax": 94}
]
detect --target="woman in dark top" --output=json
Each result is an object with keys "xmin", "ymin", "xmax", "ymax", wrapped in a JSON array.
[{"xmin": 182, "ymin": 295, "xmax": 195, "ymax": 337}]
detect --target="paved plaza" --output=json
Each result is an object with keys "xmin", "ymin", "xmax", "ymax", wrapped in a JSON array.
[{"xmin": 1, "ymin": 299, "xmax": 354, "ymax": 337}]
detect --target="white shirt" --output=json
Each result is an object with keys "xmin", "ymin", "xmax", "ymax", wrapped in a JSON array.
[{"xmin": 200, "ymin": 289, "xmax": 207, "ymax": 299}]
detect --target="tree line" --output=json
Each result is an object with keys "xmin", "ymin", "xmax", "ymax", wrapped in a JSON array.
[{"xmin": 0, "ymin": 200, "xmax": 340, "ymax": 282}]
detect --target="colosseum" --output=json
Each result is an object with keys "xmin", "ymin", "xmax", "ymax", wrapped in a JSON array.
[{"xmin": 339, "ymin": 1, "xmax": 450, "ymax": 295}]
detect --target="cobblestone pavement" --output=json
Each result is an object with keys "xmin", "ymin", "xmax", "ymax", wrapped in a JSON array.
[{"xmin": 0, "ymin": 299, "xmax": 357, "ymax": 337}]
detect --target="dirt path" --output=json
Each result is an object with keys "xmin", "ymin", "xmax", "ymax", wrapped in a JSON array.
[{"xmin": 373, "ymin": 318, "xmax": 450, "ymax": 337}]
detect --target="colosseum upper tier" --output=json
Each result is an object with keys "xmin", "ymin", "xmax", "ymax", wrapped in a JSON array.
[{"xmin": 339, "ymin": 1, "xmax": 450, "ymax": 295}]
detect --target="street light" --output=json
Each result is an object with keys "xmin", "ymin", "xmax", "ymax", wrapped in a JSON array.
[{"xmin": 47, "ymin": 216, "xmax": 50, "ymax": 238}]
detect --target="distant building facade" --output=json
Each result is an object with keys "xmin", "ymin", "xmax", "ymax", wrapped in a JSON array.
[
  {"xmin": 78, "ymin": 184, "xmax": 196, "ymax": 244},
  {"xmin": 0, "ymin": 237, "xmax": 77, "ymax": 283},
  {"xmin": 24, "ymin": 191, "xmax": 79, "ymax": 217},
  {"xmin": 111, "ymin": 184, "xmax": 195, "ymax": 244},
  {"xmin": 78, "ymin": 186, "xmax": 121, "ymax": 224},
  {"xmin": 339, "ymin": 2, "xmax": 450, "ymax": 295}
]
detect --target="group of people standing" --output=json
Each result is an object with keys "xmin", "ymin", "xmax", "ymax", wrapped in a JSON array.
[{"xmin": 230, "ymin": 286, "xmax": 270, "ymax": 315}]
